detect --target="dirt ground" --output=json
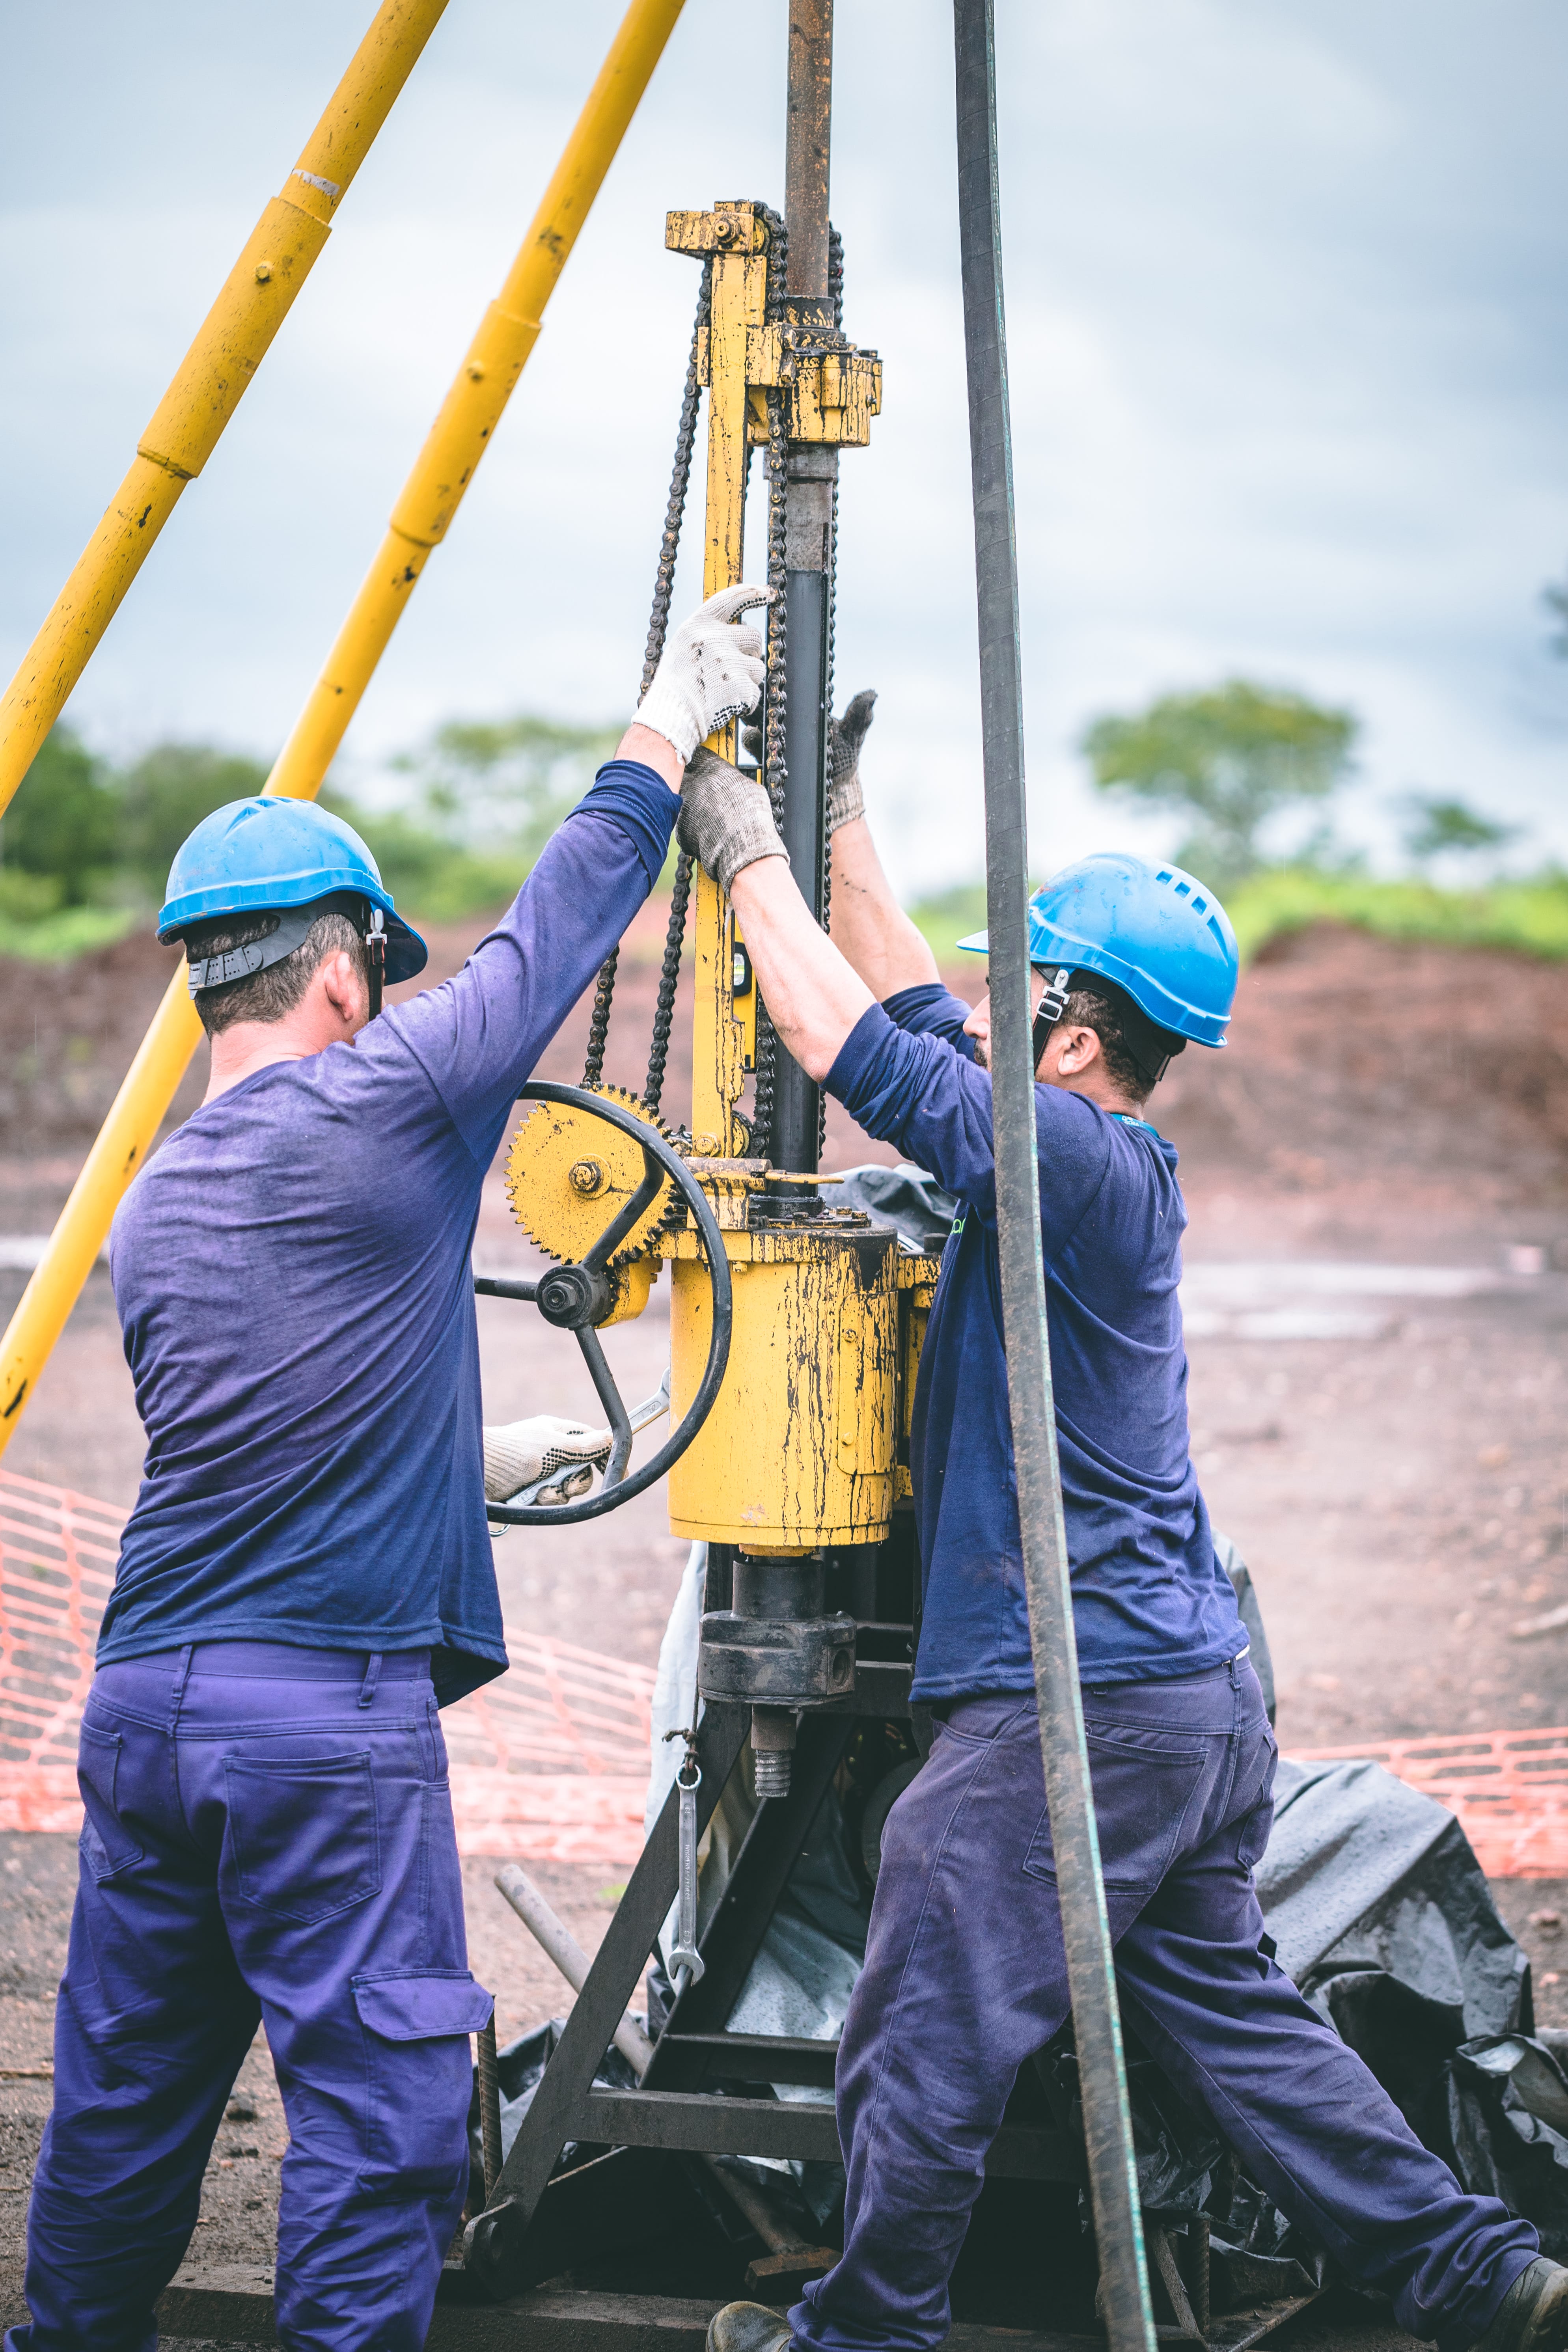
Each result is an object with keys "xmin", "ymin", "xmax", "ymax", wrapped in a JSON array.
[{"xmin": 2, "ymin": 912, "xmax": 1567, "ymax": 2326}]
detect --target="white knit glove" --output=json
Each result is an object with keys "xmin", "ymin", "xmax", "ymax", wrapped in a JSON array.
[
  {"xmin": 635, "ymin": 585, "xmax": 772, "ymax": 766},
  {"xmin": 484, "ymin": 1416, "xmax": 612, "ymax": 1513}
]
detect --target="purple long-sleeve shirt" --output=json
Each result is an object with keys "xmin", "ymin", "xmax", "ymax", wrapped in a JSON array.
[
  {"xmin": 101, "ymin": 761, "xmax": 677, "ymax": 1702},
  {"xmin": 827, "ymin": 984, "xmax": 1243, "ymax": 1700}
]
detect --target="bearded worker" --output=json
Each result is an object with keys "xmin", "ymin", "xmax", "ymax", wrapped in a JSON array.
[
  {"xmin": 680, "ymin": 704, "xmax": 1564, "ymax": 2352},
  {"xmin": 9, "ymin": 586, "xmax": 772, "ymax": 2352}
]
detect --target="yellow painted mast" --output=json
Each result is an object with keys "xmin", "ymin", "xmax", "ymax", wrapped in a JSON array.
[
  {"xmin": 0, "ymin": 0, "xmax": 452, "ymax": 823},
  {"xmin": 0, "ymin": 0, "xmax": 688, "ymax": 1455}
]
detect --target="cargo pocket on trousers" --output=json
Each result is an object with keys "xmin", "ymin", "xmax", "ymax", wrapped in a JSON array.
[
  {"xmin": 226, "ymin": 1751, "xmax": 380, "ymax": 1923},
  {"xmin": 352, "ymin": 1970, "xmax": 496, "ymax": 2200},
  {"xmin": 77, "ymin": 1720, "xmax": 142, "ymax": 1880}
]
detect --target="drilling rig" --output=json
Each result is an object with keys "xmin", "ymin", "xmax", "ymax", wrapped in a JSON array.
[{"xmin": 458, "ymin": 13, "xmax": 1166, "ymax": 2346}]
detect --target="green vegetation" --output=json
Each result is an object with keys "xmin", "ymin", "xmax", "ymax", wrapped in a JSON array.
[
  {"xmin": 909, "ymin": 867, "xmax": 1568, "ymax": 973},
  {"xmin": 906, "ymin": 880, "xmax": 990, "ymax": 962},
  {"xmin": 1223, "ymin": 865, "xmax": 1568, "ymax": 964},
  {"xmin": 0, "ymin": 714, "xmax": 621, "ymax": 960},
  {"xmin": 1081, "ymin": 680, "xmax": 1358, "ymax": 887}
]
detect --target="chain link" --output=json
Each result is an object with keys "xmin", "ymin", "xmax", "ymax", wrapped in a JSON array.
[
  {"xmin": 632, "ymin": 263, "xmax": 714, "ymax": 1108},
  {"xmin": 584, "ymin": 265, "xmax": 712, "ymax": 1090},
  {"xmin": 643, "ymin": 850, "xmax": 692, "ymax": 1116}
]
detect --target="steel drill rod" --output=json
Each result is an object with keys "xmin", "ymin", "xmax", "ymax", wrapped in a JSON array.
[
  {"xmin": 771, "ymin": 0, "xmax": 837, "ymax": 1176},
  {"xmin": 495, "ymin": 1863, "xmax": 653, "ymax": 2075},
  {"xmin": 951, "ymin": 6, "xmax": 1154, "ymax": 2349},
  {"xmin": 784, "ymin": 0, "xmax": 834, "ymax": 301}
]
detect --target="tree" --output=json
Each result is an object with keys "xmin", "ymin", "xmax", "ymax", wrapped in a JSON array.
[
  {"xmin": 1399, "ymin": 794, "xmax": 1518, "ymax": 872},
  {"xmin": 0, "ymin": 726, "xmax": 119, "ymax": 908},
  {"xmin": 115, "ymin": 742, "xmax": 272, "ymax": 903},
  {"xmin": 389, "ymin": 714, "xmax": 622, "ymax": 866},
  {"xmin": 1080, "ymin": 680, "xmax": 1358, "ymax": 886}
]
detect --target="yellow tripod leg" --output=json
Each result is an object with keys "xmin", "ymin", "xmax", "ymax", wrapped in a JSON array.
[
  {"xmin": 0, "ymin": 0, "xmax": 452, "ymax": 822},
  {"xmin": 0, "ymin": 0, "xmax": 688, "ymax": 1456}
]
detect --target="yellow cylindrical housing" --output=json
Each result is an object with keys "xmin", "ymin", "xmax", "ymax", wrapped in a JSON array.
[
  {"xmin": 0, "ymin": 0, "xmax": 451, "ymax": 820},
  {"xmin": 666, "ymin": 1226, "xmax": 899, "ymax": 1549}
]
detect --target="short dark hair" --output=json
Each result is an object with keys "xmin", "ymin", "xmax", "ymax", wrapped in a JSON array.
[
  {"xmin": 1057, "ymin": 978, "xmax": 1185, "ymax": 1105},
  {"xmin": 185, "ymin": 900, "xmax": 369, "ymax": 1038}
]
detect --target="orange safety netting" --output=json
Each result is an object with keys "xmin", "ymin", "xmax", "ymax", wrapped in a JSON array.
[
  {"xmin": 8, "ymin": 1469, "xmax": 1568, "ymax": 1876},
  {"xmin": 0, "ymin": 1469, "xmax": 651, "ymax": 1862},
  {"xmin": 1293, "ymin": 1730, "xmax": 1568, "ymax": 1880}
]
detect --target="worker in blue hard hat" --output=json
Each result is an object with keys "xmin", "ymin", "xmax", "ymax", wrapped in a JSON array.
[
  {"xmin": 679, "ymin": 703, "xmax": 1552, "ymax": 2352},
  {"xmin": 10, "ymin": 585, "xmax": 772, "ymax": 2352}
]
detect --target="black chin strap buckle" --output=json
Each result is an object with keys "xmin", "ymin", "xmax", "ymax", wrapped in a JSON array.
[
  {"xmin": 1031, "ymin": 965, "xmax": 1072, "ymax": 1071},
  {"xmin": 365, "ymin": 906, "xmax": 387, "ymax": 1020}
]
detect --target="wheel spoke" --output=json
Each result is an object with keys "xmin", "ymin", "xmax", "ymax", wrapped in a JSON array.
[
  {"xmin": 582, "ymin": 1144, "xmax": 666, "ymax": 1275},
  {"xmin": 575, "ymin": 1326, "xmax": 635, "ymax": 1489}
]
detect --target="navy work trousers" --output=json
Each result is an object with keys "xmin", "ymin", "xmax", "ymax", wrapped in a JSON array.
[
  {"xmin": 793, "ymin": 1659, "xmax": 1536, "ymax": 2352},
  {"xmin": 8, "ymin": 1641, "xmax": 494, "ymax": 2352}
]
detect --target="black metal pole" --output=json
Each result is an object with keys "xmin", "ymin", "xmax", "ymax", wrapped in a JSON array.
[{"xmin": 952, "ymin": 7, "xmax": 1155, "ymax": 2349}]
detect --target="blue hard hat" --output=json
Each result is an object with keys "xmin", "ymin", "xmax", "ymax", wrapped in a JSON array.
[
  {"xmin": 158, "ymin": 797, "xmax": 427, "ymax": 984},
  {"xmin": 958, "ymin": 852, "xmax": 1237, "ymax": 1048}
]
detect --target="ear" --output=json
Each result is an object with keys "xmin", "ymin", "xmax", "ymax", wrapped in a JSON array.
[
  {"xmin": 319, "ymin": 949, "xmax": 366, "ymax": 1029},
  {"xmin": 1050, "ymin": 1022, "xmax": 1104, "ymax": 1077}
]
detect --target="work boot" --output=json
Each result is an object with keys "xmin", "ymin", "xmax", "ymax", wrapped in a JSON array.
[
  {"xmin": 707, "ymin": 2301, "xmax": 793, "ymax": 2352},
  {"xmin": 1473, "ymin": 2260, "xmax": 1568, "ymax": 2352}
]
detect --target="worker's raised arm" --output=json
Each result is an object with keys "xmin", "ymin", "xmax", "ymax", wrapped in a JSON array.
[
  {"xmin": 384, "ymin": 588, "xmax": 768, "ymax": 1158},
  {"xmin": 820, "ymin": 690, "xmax": 939, "ymax": 1000},
  {"xmin": 683, "ymin": 751, "xmax": 874, "ymax": 1082}
]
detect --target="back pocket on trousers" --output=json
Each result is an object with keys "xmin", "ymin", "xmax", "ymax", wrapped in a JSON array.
[
  {"xmin": 1025, "ymin": 1728, "xmax": 1207, "ymax": 1894},
  {"xmin": 226, "ymin": 1751, "xmax": 380, "ymax": 1923},
  {"xmin": 78, "ymin": 1720, "xmax": 143, "ymax": 1880}
]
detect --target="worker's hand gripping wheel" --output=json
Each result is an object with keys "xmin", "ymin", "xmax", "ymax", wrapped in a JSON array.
[{"xmin": 478, "ymin": 1082, "xmax": 731, "ymax": 1525}]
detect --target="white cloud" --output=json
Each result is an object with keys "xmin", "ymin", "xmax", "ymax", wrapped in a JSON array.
[{"xmin": 2, "ymin": 0, "xmax": 1565, "ymax": 899}]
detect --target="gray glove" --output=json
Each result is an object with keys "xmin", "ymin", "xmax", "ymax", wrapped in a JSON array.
[
  {"xmin": 740, "ymin": 686, "xmax": 877, "ymax": 834},
  {"xmin": 827, "ymin": 688, "xmax": 877, "ymax": 832},
  {"xmin": 677, "ymin": 748, "xmax": 789, "ymax": 895}
]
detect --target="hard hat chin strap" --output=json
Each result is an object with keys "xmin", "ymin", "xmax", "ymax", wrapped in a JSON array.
[
  {"xmin": 365, "ymin": 905, "xmax": 386, "ymax": 1020},
  {"xmin": 1031, "ymin": 966, "xmax": 1073, "ymax": 1072}
]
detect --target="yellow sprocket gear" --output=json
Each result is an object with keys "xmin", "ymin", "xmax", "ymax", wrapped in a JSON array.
[{"xmin": 505, "ymin": 1085, "xmax": 681, "ymax": 1269}]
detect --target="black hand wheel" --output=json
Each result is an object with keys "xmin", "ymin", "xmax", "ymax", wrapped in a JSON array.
[{"xmin": 476, "ymin": 1081, "xmax": 732, "ymax": 1525}]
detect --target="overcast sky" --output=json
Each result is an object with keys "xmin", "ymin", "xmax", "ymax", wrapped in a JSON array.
[{"xmin": 4, "ymin": 0, "xmax": 1566, "ymax": 896}]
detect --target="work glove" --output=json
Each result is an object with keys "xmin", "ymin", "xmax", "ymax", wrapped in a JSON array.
[
  {"xmin": 677, "ymin": 748, "xmax": 789, "ymax": 896},
  {"xmin": 740, "ymin": 686, "xmax": 876, "ymax": 831},
  {"xmin": 827, "ymin": 688, "xmax": 877, "ymax": 832},
  {"xmin": 636, "ymin": 585, "xmax": 773, "ymax": 767},
  {"xmin": 483, "ymin": 1415, "xmax": 613, "ymax": 1513}
]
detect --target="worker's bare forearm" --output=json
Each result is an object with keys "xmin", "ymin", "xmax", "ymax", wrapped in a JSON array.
[
  {"xmin": 615, "ymin": 723, "xmax": 684, "ymax": 792},
  {"xmin": 828, "ymin": 818, "xmax": 939, "ymax": 1000},
  {"xmin": 729, "ymin": 860, "xmax": 874, "ymax": 1084}
]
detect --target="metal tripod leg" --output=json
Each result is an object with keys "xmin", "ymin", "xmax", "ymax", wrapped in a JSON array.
[{"xmin": 464, "ymin": 1700, "xmax": 749, "ymax": 2296}]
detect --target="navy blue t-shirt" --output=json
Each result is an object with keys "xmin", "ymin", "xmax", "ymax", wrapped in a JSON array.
[
  {"xmin": 101, "ymin": 761, "xmax": 679, "ymax": 1704},
  {"xmin": 825, "ymin": 982, "xmax": 1243, "ymax": 1702}
]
